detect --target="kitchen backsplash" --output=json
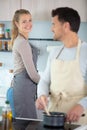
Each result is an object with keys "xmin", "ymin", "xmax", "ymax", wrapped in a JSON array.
[{"xmin": 0, "ymin": 21, "xmax": 87, "ymax": 41}]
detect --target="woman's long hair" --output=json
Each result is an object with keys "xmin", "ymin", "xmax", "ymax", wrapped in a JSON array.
[{"xmin": 11, "ymin": 9, "xmax": 31, "ymax": 45}]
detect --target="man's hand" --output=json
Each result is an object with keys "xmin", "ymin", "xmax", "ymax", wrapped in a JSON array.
[
  {"xmin": 67, "ymin": 104, "xmax": 84, "ymax": 122},
  {"xmin": 36, "ymin": 95, "xmax": 48, "ymax": 110}
]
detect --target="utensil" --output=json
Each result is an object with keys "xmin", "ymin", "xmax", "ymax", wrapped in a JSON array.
[
  {"xmin": 41, "ymin": 96, "xmax": 50, "ymax": 116},
  {"xmin": 44, "ymin": 105, "xmax": 50, "ymax": 116}
]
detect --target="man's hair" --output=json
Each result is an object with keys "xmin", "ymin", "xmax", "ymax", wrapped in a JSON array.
[{"xmin": 51, "ymin": 7, "xmax": 81, "ymax": 33}]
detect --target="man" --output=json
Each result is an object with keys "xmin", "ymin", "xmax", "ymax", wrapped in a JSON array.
[{"xmin": 36, "ymin": 7, "xmax": 87, "ymax": 124}]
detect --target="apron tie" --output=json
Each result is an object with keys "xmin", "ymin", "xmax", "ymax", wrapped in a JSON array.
[
  {"xmin": 49, "ymin": 91, "xmax": 87, "ymax": 112},
  {"xmin": 49, "ymin": 91, "xmax": 68, "ymax": 111}
]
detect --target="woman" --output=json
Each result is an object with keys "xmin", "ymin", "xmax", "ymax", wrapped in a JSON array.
[{"xmin": 11, "ymin": 9, "xmax": 40, "ymax": 118}]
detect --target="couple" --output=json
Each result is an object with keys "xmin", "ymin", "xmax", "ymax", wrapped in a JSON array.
[{"xmin": 7, "ymin": 7, "xmax": 87, "ymax": 125}]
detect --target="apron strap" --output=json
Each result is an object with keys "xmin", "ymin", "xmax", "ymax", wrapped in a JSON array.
[
  {"xmin": 56, "ymin": 46, "xmax": 64, "ymax": 59},
  {"xmin": 56, "ymin": 39, "xmax": 82, "ymax": 60},
  {"xmin": 76, "ymin": 39, "xmax": 82, "ymax": 60}
]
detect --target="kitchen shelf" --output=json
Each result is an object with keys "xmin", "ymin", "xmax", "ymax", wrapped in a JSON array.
[
  {"xmin": 0, "ymin": 39, "xmax": 12, "ymax": 51},
  {"xmin": 0, "ymin": 38, "xmax": 54, "ymax": 41},
  {"xmin": 0, "ymin": 38, "xmax": 11, "ymax": 41},
  {"xmin": 0, "ymin": 50, "xmax": 11, "ymax": 52}
]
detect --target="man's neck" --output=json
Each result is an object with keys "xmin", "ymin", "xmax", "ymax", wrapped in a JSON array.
[{"xmin": 62, "ymin": 33, "xmax": 79, "ymax": 48}]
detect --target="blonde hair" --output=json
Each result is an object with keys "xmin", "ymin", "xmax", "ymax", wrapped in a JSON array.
[{"xmin": 11, "ymin": 9, "xmax": 31, "ymax": 44}]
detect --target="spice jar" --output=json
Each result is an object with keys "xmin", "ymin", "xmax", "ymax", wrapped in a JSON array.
[
  {"xmin": 0, "ymin": 24, "xmax": 5, "ymax": 38},
  {"xmin": 0, "ymin": 41, "xmax": 2, "ymax": 50},
  {"xmin": 5, "ymin": 29, "xmax": 11, "ymax": 39},
  {"xmin": 8, "ymin": 41, "xmax": 12, "ymax": 51}
]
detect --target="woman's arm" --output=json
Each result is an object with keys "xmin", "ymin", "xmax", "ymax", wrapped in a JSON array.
[{"xmin": 18, "ymin": 40, "xmax": 40, "ymax": 83}]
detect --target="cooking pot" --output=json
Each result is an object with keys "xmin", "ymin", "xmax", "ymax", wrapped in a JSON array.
[{"xmin": 43, "ymin": 112, "xmax": 66, "ymax": 128}]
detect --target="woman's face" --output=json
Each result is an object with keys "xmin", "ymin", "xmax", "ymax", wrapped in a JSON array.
[{"xmin": 15, "ymin": 13, "xmax": 32, "ymax": 35}]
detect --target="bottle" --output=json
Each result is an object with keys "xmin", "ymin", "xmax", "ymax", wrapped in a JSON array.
[
  {"xmin": 0, "ymin": 41, "xmax": 2, "ymax": 50},
  {"xmin": 5, "ymin": 29, "xmax": 10, "ymax": 39},
  {"xmin": 0, "ymin": 23, "xmax": 5, "ymax": 38},
  {"xmin": 2, "ymin": 100, "xmax": 12, "ymax": 130},
  {"xmin": 8, "ymin": 41, "xmax": 12, "ymax": 51}
]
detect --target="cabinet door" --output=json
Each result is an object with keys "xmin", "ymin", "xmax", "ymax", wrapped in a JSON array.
[
  {"xmin": 22, "ymin": 0, "xmax": 54, "ymax": 21},
  {"xmin": 22, "ymin": 0, "xmax": 87, "ymax": 22},
  {"xmin": 0, "ymin": 0, "xmax": 20, "ymax": 21},
  {"xmin": 0, "ymin": 0, "xmax": 9, "ymax": 21},
  {"xmin": 54, "ymin": 0, "xmax": 87, "ymax": 22}
]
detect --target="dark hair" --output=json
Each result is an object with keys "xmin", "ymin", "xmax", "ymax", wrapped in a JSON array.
[{"xmin": 51, "ymin": 7, "xmax": 81, "ymax": 33}]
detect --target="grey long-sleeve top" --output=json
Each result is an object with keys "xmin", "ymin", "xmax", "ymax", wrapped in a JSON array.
[
  {"xmin": 12, "ymin": 35, "xmax": 40, "ymax": 84},
  {"xmin": 37, "ymin": 40, "xmax": 87, "ymax": 109}
]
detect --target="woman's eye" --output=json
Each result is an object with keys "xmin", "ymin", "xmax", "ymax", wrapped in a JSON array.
[
  {"xmin": 29, "ymin": 19, "xmax": 32, "ymax": 22},
  {"xmin": 22, "ymin": 20, "xmax": 26, "ymax": 23},
  {"xmin": 22, "ymin": 20, "xmax": 32, "ymax": 23}
]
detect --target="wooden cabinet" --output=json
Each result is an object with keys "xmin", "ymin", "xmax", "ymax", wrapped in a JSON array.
[
  {"xmin": 22, "ymin": 0, "xmax": 87, "ymax": 22},
  {"xmin": 0, "ymin": 0, "xmax": 87, "ymax": 21},
  {"xmin": 22, "ymin": 0, "xmax": 54, "ymax": 21},
  {"xmin": 0, "ymin": 0, "xmax": 20, "ymax": 21},
  {"xmin": 54, "ymin": 0, "xmax": 87, "ymax": 22}
]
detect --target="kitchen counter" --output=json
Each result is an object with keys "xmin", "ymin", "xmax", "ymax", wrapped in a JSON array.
[
  {"xmin": 11, "ymin": 119, "xmax": 80, "ymax": 130},
  {"xmin": 0, "ymin": 118, "xmax": 81, "ymax": 130}
]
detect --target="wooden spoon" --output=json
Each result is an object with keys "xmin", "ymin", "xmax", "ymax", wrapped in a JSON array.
[
  {"xmin": 44, "ymin": 105, "xmax": 50, "ymax": 116},
  {"xmin": 41, "ymin": 96, "xmax": 50, "ymax": 116}
]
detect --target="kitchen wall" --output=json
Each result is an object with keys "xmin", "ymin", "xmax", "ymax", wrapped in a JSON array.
[
  {"xmin": 1, "ymin": 21, "xmax": 87, "ymax": 41},
  {"xmin": 0, "ymin": 21, "xmax": 87, "ymax": 105}
]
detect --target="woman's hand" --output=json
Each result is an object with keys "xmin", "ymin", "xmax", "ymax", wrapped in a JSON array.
[
  {"xmin": 36, "ymin": 95, "xmax": 48, "ymax": 110},
  {"xmin": 66, "ymin": 104, "xmax": 84, "ymax": 122}
]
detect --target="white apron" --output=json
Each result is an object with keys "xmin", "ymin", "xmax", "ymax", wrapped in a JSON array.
[{"xmin": 49, "ymin": 39, "xmax": 87, "ymax": 125}]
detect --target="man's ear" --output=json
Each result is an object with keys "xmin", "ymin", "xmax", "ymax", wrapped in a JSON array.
[{"xmin": 64, "ymin": 22, "xmax": 71, "ymax": 32}]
